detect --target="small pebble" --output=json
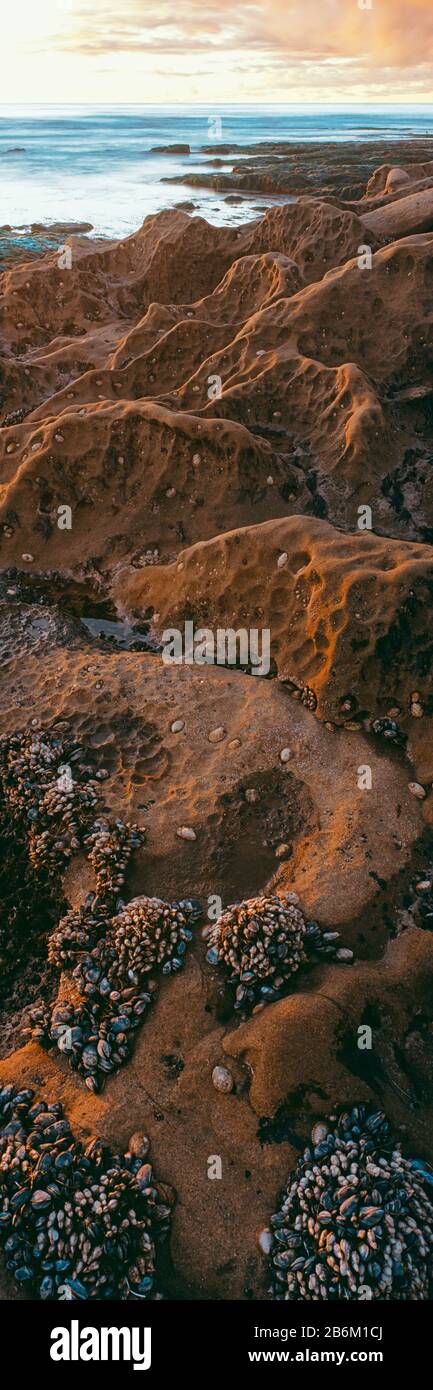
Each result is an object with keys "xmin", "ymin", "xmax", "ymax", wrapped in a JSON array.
[
  {"xmin": 257, "ymin": 1227, "xmax": 273, "ymax": 1255},
  {"xmin": 176, "ymin": 826, "xmax": 196, "ymax": 840},
  {"xmin": 279, "ymin": 747, "xmax": 291, "ymax": 763},
  {"xmin": 212, "ymin": 1066, "xmax": 233, "ymax": 1094},
  {"xmin": 208, "ymin": 727, "xmax": 225, "ymax": 743},
  {"xmin": 171, "ymin": 720, "xmax": 185, "ymax": 733},
  {"xmin": 408, "ymin": 782, "xmax": 426, "ymax": 800}
]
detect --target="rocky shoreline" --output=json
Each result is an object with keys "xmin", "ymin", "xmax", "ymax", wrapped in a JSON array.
[{"xmin": 1, "ymin": 138, "xmax": 433, "ymax": 1301}]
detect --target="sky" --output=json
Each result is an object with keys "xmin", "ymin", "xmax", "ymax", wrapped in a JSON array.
[{"xmin": 2, "ymin": 0, "xmax": 433, "ymax": 105}]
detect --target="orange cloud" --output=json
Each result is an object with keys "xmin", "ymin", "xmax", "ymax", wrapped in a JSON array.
[{"xmin": 51, "ymin": 0, "xmax": 433, "ymax": 67}]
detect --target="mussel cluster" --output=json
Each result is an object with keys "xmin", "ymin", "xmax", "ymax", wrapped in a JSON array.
[
  {"xmin": 32, "ymin": 896, "xmax": 201, "ymax": 1091},
  {"xmin": 0, "ymin": 730, "xmax": 98, "ymax": 973},
  {"xmin": 269, "ymin": 1105, "xmax": 433, "ymax": 1300},
  {"xmin": 0, "ymin": 725, "xmax": 202, "ymax": 1090},
  {"xmin": 48, "ymin": 818, "xmax": 145, "ymax": 970},
  {"xmin": 48, "ymin": 898, "xmax": 111, "ymax": 970},
  {"xmin": 208, "ymin": 892, "xmax": 347, "ymax": 1012},
  {"xmin": 0, "ymin": 1083, "xmax": 172, "ymax": 1300},
  {"xmin": 0, "ymin": 730, "xmax": 98, "ymax": 877},
  {"xmin": 85, "ymin": 819, "xmax": 144, "ymax": 905}
]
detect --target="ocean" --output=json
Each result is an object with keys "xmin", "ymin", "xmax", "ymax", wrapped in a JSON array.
[{"xmin": 1, "ymin": 103, "xmax": 433, "ymax": 240}]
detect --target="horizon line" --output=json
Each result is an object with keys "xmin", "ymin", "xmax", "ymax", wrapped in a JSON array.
[{"xmin": 1, "ymin": 100, "xmax": 433, "ymax": 109}]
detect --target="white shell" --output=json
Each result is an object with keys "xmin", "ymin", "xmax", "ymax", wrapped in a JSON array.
[{"xmin": 212, "ymin": 1065, "xmax": 233, "ymax": 1094}]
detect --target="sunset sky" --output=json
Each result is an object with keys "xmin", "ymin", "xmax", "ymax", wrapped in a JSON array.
[{"xmin": 2, "ymin": 0, "xmax": 433, "ymax": 105}]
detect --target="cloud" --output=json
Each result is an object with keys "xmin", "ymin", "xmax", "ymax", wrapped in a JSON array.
[
  {"xmin": 10, "ymin": 0, "xmax": 433, "ymax": 101},
  {"xmin": 48, "ymin": 0, "xmax": 433, "ymax": 69}
]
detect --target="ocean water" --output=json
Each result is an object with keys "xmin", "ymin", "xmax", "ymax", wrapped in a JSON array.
[{"xmin": 1, "ymin": 103, "xmax": 433, "ymax": 240}]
